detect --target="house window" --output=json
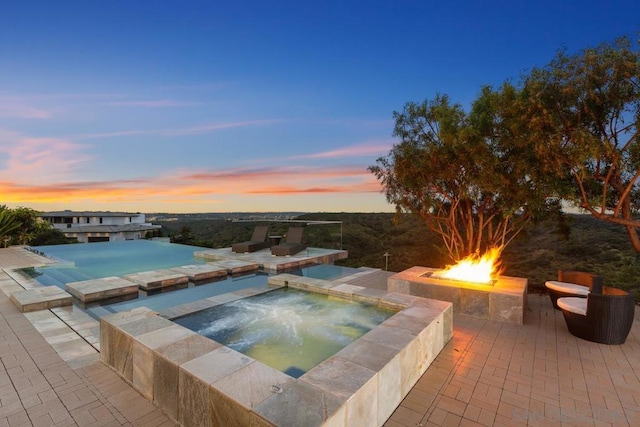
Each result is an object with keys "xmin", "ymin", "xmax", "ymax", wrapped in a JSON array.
[
  {"xmin": 86, "ymin": 218, "xmax": 90, "ymax": 223},
  {"xmin": 99, "ymin": 217, "xmax": 103, "ymax": 224}
]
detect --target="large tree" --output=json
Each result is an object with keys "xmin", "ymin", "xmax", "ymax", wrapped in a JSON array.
[
  {"xmin": 370, "ymin": 93, "xmax": 562, "ymax": 261},
  {"xmin": 524, "ymin": 37, "xmax": 640, "ymax": 251}
]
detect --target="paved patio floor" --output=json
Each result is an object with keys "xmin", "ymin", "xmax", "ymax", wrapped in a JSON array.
[{"xmin": 2, "ymin": 247, "xmax": 639, "ymax": 426}]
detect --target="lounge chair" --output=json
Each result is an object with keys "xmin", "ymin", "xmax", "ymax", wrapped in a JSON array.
[
  {"xmin": 557, "ymin": 287, "xmax": 635, "ymax": 344},
  {"xmin": 545, "ymin": 270, "xmax": 603, "ymax": 309},
  {"xmin": 271, "ymin": 227, "xmax": 306, "ymax": 256},
  {"xmin": 232, "ymin": 225, "xmax": 270, "ymax": 253}
]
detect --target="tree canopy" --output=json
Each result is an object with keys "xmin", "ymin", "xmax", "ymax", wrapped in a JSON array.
[
  {"xmin": 371, "ymin": 36, "xmax": 640, "ymax": 259},
  {"xmin": 369, "ymin": 92, "xmax": 563, "ymax": 261},
  {"xmin": 523, "ymin": 36, "xmax": 640, "ymax": 251}
]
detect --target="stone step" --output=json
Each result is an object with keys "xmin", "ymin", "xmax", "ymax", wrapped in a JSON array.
[
  {"xmin": 66, "ymin": 276, "xmax": 140, "ymax": 303},
  {"xmin": 124, "ymin": 269, "xmax": 189, "ymax": 291},
  {"xmin": 9, "ymin": 286, "xmax": 73, "ymax": 312}
]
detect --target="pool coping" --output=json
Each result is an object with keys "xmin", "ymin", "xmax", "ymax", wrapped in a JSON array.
[{"xmin": 100, "ymin": 273, "xmax": 453, "ymax": 426}]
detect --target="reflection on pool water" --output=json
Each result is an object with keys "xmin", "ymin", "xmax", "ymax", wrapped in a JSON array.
[{"xmin": 174, "ymin": 287, "xmax": 396, "ymax": 378}]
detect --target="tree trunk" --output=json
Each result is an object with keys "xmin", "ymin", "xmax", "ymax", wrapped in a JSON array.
[{"xmin": 625, "ymin": 226, "xmax": 640, "ymax": 253}]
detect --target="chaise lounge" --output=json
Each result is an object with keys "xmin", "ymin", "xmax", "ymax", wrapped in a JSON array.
[
  {"xmin": 232, "ymin": 225, "xmax": 271, "ymax": 253},
  {"xmin": 271, "ymin": 226, "xmax": 306, "ymax": 256}
]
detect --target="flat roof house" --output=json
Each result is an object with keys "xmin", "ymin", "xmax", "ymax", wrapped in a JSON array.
[{"xmin": 39, "ymin": 211, "xmax": 161, "ymax": 243}]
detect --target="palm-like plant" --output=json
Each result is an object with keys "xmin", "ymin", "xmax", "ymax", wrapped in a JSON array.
[{"xmin": 0, "ymin": 210, "xmax": 21, "ymax": 248}]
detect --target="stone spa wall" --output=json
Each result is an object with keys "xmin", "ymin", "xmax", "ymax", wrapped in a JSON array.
[{"xmin": 100, "ymin": 274, "xmax": 453, "ymax": 426}]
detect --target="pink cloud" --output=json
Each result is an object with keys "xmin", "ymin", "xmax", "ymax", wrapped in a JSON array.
[
  {"xmin": 0, "ymin": 133, "xmax": 93, "ymax": 184},
  {"xmin": 0, "ymin": 104, "xmax": 52, "ymax": 119}
]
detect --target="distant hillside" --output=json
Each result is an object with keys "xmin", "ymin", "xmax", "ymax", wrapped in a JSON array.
[{"xmin": 153, "ymin": 212, "xmax": 640, "ymax": 295}]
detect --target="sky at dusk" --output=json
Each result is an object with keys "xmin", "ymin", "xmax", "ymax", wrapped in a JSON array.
[{"xmin": 1, "ymin": 1, "xmax": 638, "ymax": 213}]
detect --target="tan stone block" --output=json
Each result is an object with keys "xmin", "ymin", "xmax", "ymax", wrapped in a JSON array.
[
  {"xmin": 301, "ymin": 356, "xmax": 375, "ymax": 401},
  {"xmin": 179, "ymin": 364, "xmax": 213, "ymax": 427},
  {"xmin": 212, "ymin": 361, "xmax": 291, "ymax": 410},
  {"xmin": 253, "ymin": 380, "xmax": 343, "ymax": 426},
  {"xmin": 154, "ymin": 335, "xmax": 220, "ymax": 420},
  {"xmin": 9, "ymin": 286, "xmax": 72, "ymax": 312}
]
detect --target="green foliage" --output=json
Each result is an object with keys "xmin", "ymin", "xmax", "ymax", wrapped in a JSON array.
[
  {"xmin": 0, "ymin": 206, "xmax": 74, "ymax": 247},
  {"xmin": 372, "ymin": 35, "xmax": 640, "ymax": 257},
  {"xmin": 523, "ymin": 36, "xmax": 640, "ymax": 251},
  {"xmin": 503, "ymin": 214, "xmax": 640, "ymax": 292},
  {"xmin": 0, "ymin": 208, "xmax": 21, "ymax": 247},
  {"xmin": 156, "ymin": 212, "xmax": 639, "ymax": 294},
  {"xmin": 30, "ymin": 228, "xmax": 76, "ymax": 246},
  {"xmin": 370, "ymin": 91, "xmax": 564, "ymax": 260}
]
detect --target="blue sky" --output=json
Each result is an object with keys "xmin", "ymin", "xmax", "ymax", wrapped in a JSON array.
[{"xmin": 1, "ymin": 0, "xmax": 638, "ymax": 213}]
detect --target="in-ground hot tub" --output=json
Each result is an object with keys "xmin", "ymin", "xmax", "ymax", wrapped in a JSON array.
[
  {"xmin": 100, "ymin": 273, "xmax": 453, "ymax": 426},
  {"xmin": 173, "ymin": 287, "xmax": 396, "ymax": 378}
]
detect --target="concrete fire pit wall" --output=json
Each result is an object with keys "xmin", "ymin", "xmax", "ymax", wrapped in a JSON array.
[{"xmin": 388, "ymin": 266, "xmax": 527, "ymax": 325}]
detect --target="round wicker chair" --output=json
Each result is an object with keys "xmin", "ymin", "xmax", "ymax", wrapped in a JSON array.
[
  {"xmin": 545, "ymin": 270, "xmax": 603, "ymax": 310},
  {"xmin": 557, "ymin": 287, "xmax": 636, "ymax": 345}
]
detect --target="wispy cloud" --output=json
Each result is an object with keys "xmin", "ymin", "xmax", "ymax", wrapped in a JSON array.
[
  {"xmin": 0, "ymin": 92, "xmax": 123, "ymax": 102},
  {"xmin": 155, "ymin": 82, "xmax": 234, "ymax": 92},
  {"xmin": 246, "ymin": 181, "xmax": 382, "ymax": 195},
  {"xmin": 102, "ymin": 100, "xmax": 200, "ymax": 108},
  {"xmin": 0, "ymin": 92, "xmax": 198, "ymax": 119},
  {"xmin": 181, "ymin": 165, "xmax": 366, "ymax": 182},
  {"xmin": 74, "ymin": 119, "xmax": 284, "ymax": 139},
  {"xmin": 0, "ymin": 92, "xmax": 124, "ymax": 120},
  {"xmin": 286, "ymin": 140, "xmax": 394, "ymax": 160}
]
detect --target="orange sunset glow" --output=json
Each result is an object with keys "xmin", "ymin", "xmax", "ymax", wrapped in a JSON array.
[{"xmin": 0, "ymin": 142, "xmax": 390, "ymax": 212}]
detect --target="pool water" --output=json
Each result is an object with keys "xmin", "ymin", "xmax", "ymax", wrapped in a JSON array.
[
  {"xmin": 174, "ymin": 287, "xmax": 395, "ymax": 378},
  {"xmin": 85, "ymin": 272, "xmax": 271, "ymax": 318},
  {"xmin": 24, "ymin": 240, "xmax": 207, "ymax": 288},
  {"xmin": 18, "ymin": 240, "xmax": 365, "ymax": 322}
]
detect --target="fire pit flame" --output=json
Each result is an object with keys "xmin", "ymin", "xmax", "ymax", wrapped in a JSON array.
[{"xmin": 434, "ymin": 247, "xmax": 503, "ymax": 285}]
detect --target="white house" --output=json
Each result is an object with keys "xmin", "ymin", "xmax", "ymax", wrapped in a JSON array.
[{"xmin": 39, "ymin": 211, "xmax": 161, "ymax": 243}]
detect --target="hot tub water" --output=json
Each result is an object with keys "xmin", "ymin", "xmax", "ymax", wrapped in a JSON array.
[{"xmin": 174, "ymin": 288, "xmax": 395, "ymax": 377}]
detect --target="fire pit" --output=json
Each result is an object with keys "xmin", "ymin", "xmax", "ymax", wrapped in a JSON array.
[{"xmin": 388, "ymin": 266, "xmax": 526, "ymax": 324}]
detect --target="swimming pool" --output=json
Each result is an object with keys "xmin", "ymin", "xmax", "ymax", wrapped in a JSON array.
[
  {"xmin": 23, "ymin": 240, "xmax": 207, "ymax": 288},
  {"xmin": 18, "ymin": 240, "xmax": 363, "ymax": 318}
]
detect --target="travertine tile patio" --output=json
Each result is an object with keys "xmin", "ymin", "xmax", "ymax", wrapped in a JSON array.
[{"xmin": 2, "ymin": 246, "xmax": 639, "ymax": 426}]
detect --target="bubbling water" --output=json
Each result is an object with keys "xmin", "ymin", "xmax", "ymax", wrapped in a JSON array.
[{"xmin": 174, "ymin": 288, "xmax": 395, "ymax": 377}]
